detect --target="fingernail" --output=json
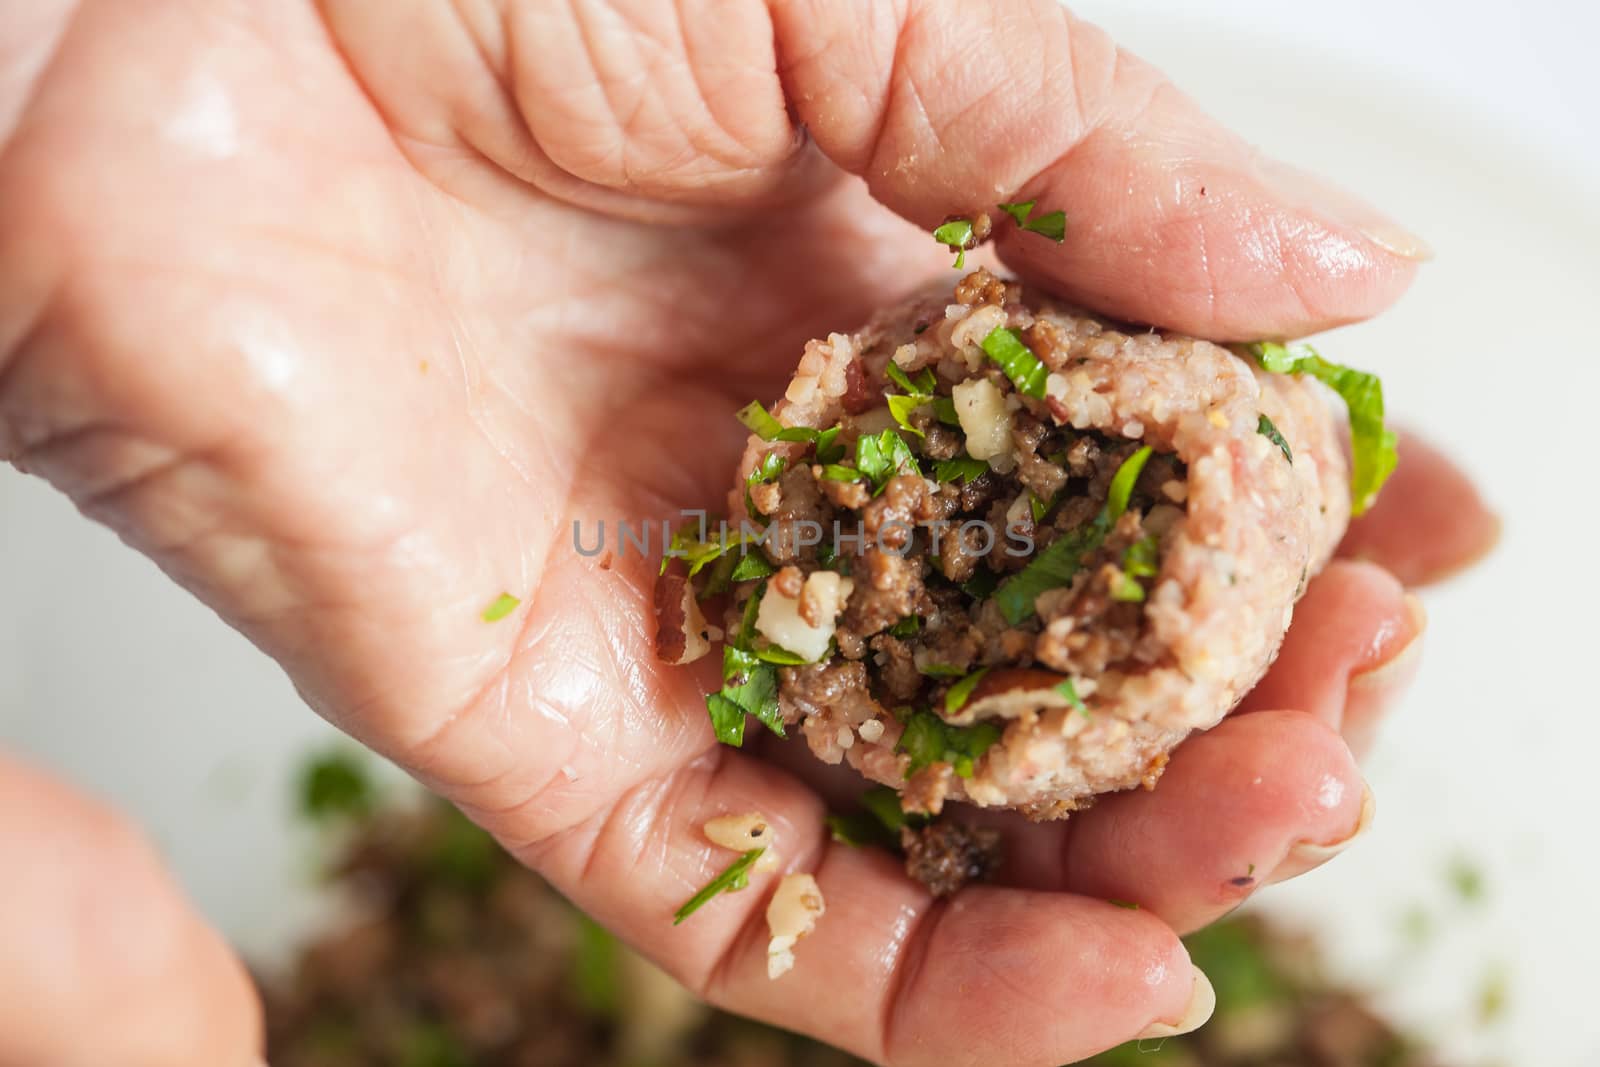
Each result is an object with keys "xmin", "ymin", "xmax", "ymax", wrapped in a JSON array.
[
  {"xmin": 1348, "ymin": 594, "xmax": 1427, "ymax": 692},
  {"xmin": 1287, "ymin": 782, "xmax": 1376, "ymax": 867},
  {"xmin": 1261, "ymin": 160, "xmax": 1433, "ymax": 261},
  {"xmin": 1136, "ymin": 966, "xmax": 1216, "ymax": 1040},
  {"xmin": 1357, "ymin": 222, "xmax": 1435, "ymax": 262}
]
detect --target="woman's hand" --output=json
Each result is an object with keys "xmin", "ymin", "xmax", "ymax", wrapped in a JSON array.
[{"xmin": 0, "ymin": 2, "xmax": 1497, "ymax": 1064}]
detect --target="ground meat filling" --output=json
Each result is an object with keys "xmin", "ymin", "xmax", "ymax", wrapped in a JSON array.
[
  {"xmin": 900, "ymin": 821, "xmax": 1002, "ymax": 898},
  {"xmin": 708, "ymin": 269, "xmax": 1190, "ymax": 829}
]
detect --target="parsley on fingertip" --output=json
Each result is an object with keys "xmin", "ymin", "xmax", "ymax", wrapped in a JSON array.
[{"xmin": 673, "ymin": 849, "xmax": 765, "ymax": 924}]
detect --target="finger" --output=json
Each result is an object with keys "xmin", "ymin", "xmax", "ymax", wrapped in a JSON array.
[
  {"xmin": 1337, "ymin": 430, "xmax": 1501, "ymax": 586},
  {"xmin": 336, "ymin": 0, "xmax": 1421, "ymax": 337},
  {"xmin": 0, "ymin": 753, "xmax": 262, "ymax": 1067},
  {"xmin": 784, "ymin": 0, "xmax": 1424, "ymax": 338},
  {"xmin": 1236, "ymin": 560, "xmax": 1426, "ymax": 757},
  {"xmin": 1061, "ymin": 711, "xmax": 1370, "ymax": 932},
  {"xmin": 320, "ymin": 0, "xmax": 836, "ymax": 220},
  {"xmin": 518, "ymin": 747, "xmax": 1211, "ymax": 1067},
  {"xmin": 772, "ymin": 0, "xmax": 1426, "ymax": 339}
]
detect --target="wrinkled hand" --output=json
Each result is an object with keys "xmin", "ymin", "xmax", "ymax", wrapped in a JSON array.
[{"xmin": 0, "ymin": 2, "xmax": 1498, "ymax": 1065}]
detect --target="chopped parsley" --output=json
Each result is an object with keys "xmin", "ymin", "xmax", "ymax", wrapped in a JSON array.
[
  {"xmin": 932, "ymin": 218, "xmax": 975, "ymax": 269},
  {"xmin": 997, "ymin": 198, "xmax": 1067, "ymax": 241},
  {"xmin": 827, "ymin": 786, "xmax": 919, "ymax": 848},
  {"xmin": 298, "ymin": 750, "xmax": 375, "ymax": 824},
  {"xmin": 995, "ymin": 447, "xmax": 1153, "ymax": 624},
  {"xmin": 1106, "ymin": 445, "xmax": 1153, "ymax": 520},
  {"xmin": 1053, "ymin": 677, "xmax": 1089, "ymax": 714},
  {"xmin": 884, "ymin": 364, "xmax": 945, "ymax": 439},
  {"xmin": 744, "ymin": 451, "xmax": 787, "ymax": 520},
  {"xmin": 729, "ymin": 552, "xmax": 776, "ymax": 582},
  {"xmin": 889, "ymin": 616, "xmax": 922, "ymax": 638},
  {"xmin": 704, "ymin": 587, "xmax": 786, "ymax": 746},
  {"xmin": 812, "ymin": 425, "xmax": 846, "ymax": 464},
  {"xmin": 979, "ymin": 326, "xmax": 1049, "ymax": 398},
  {"xmin": 736, "ymin": 401, "xmax": 846, "ymax": 463},
  {"xmin": 854, "ymin": 429, "xmax": 921, "ymax": 491},
  {"xmin": 1112, "ymin": 534, "xmax": 1159, "ymax": 602},
  {"xmin": 481, "ymin": 592, "xmax": 521, "ymax": 622},
  {"xmin": 1244, "ymin": 342, "xmax": 1397, "ymax": 515},
  {"xmin": 898, "ymin": 709, "xmax": 1002, "ymax": 778},
  {"xmin": 662, "ymin": 523, "xmax": 758, "ymax": 577},
  {"xmin": 933, "ymin": 456, "xmax": 988, "ymax": 485},
  {"xmin": 944, "ymin": 666, "xmax": 991, "ymax": 714},
  {"xmin": 819, "ymin": 463, "xmax": 863, "ymax": 482},
  {"xmin": 736, "ymin": 400, "xmax": 784, "ymax": 440},
  {"xmin": 886, "ymin": 363, "xmax": 938, "ymax": 395},
  {"xmin": 917, "ymin": 662, "xmax": 966, "ymax": 678},
  {"xmin": 886, "ymin": 393, "xmax": 930, "ymax": 438},
  {"xmin": 1257, "ymin": 413, "xmax": 1293, "ymax": 463},
  {"xmin": 673, "ymin": 848, "xmax": 765, "ymax": 924},
  {"xmin": 961, "ymin": 568, "xmax": 1000, "ymax": 600}
]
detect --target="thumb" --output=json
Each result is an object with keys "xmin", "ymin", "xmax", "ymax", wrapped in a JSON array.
[
  {"xmin": 0, "ymin": 753, "xmax": 263, "ymax": 1067},
  {"xmin": 770, "ymin": 0, "xmax": 1427, "ymax": 339}
]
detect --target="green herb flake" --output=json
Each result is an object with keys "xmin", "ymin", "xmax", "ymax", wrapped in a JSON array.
[
  {"xmin": 888, "ymin": 616, "xmax": 922, "ymax": 638},
  {"xmin": 736, "ymin": 400, "xmax": 785, "ymax": 440},
  {"xmin": 997, "ymin": 198, "xmax": 1067, "ymax": 241},
  {"xmin": 1053, "ymin": 677, "xmax": 1088, "ymax": 714},
  {"xmin": 819, "ymin": 463, "xmax": 864, "ymax": 482},
  {"xmin": 932, "ymin": 218, "xmax": 975, "ymax": 268},
  {"xmin": 1123, "ymin": 535, "xmax": 1159, "ymax": 579},
  {"xmin": 861, "ymin": 786, "xmax": 909, "ymax": 833},
  {"xmin": 917, "ymin": 662, "xmax": 966, "ymax": 678},
  {"xmin": 1029, "ymin": 492, "xmax": 1051, "ymax": 523},
  {"xmin": 932, "ymin": 396, "xmax": 961, "ymax": 426},
  {"xmin": 571, "ymin": 915, "xmax": 620, "ymax": 1016},
  {"xmin": 1245, "ymin": 342, "xmax": 1397, "ymax": 514},
  {"xmin": 979, "ymin": 326, "xmax": 1049, "ymax": 398},
  {"xmin": 1106, "ymin": 446, "xmax": 1153, "ymax": 521},
  {"xmin": 673, "ymin": 848, "xmax": 765, "ymax": 924},
  {"xmin": 828, "ymin": 786, "xmax": 913, "ymax": 849},
  {"xmin": 1110, "ymin": 571, "xmax": 1145, "ymax": 603},
  {"xmin": 933, "ymin": 456, "xmax": 989, "ymax": 485},
  {"xmin": 897, "ymin": 709, "xmax": 1002, "ymax": 778},
  {"xmin": 1021, "ymin": 209, "xmax": 1067, "ymax": 242},
  {"xmin": 298, "ymin": 750, "xmax": 375, "ymax": 824},
  {"xmin": 855, "ymin": 429, "xmax": 921, "ymax": 491},
  {"xmin": 705, "ymin": 692, "xmax": 749, "ymax": 747},
  {"xmin": 481, "ymin": 592, "xmax": 521, "ymax": 622},
  {"xmin": 729, "ymin": 552, "xmax": 776, "ymax": 582},
  {"xmin": 1109, "ymin": 899, "xmax": 1141, "ymax": 910},
  {"xmin": 886, "ymin": 363, "xmax": 938, "ymax": 395},
  {"xmin": 886, "ymin": 393, "xmax": 929, "ymax": 438},
  {"xmin": 1447, "ymin": 855, "xmax": 1487, "ymax": 905},
  {"xmin": 754, "ymin": 644, "xmax": 810, "ymax": 666},
  {"xmin": 993, "ymin": 521, "xmax": 1103, "ymax": 624},
  {"xmin": 944, "ymin": 666, "xmax": 991, "ymax": 714},
  {"xmin": 997, "ymin": 199, "xmax": 1036, "ymax": 225},
  {"xmin": 826, "ymin": 812, "xmax": 887, "ymax": 848},
  {"xmin": 745, "ymin": 452, "xmax": 787, "ymax": 521},
  {"xmin": 962, "ymin": 569, "xmax": 1000, "ymax": 600},
  {"xmin": 995, "ymin": 448, "xmax": 1154, "ymax": 623},
  {"xmin": 812, "ymin": 425, "xmax": 846, "ymax": 464},
  {"xmin": 664, "ymin": 522, "xmax": 759, "ymax": 578},
  {"xmin": 1257, "ymin": 413, "xmax": 1293, "ymax": 463},
  {"xmin": 706, "ymin": 617, "xmax": 786, "ymax": 747}
]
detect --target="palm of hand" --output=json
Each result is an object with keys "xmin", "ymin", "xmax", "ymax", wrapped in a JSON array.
[
  {"xmin": 1, "ymin": 4, "xmax": 1472, "ymax": 1064},
  {"xmin": 6, "ymin": 1, "xmax": 932, "ymax": 815}
]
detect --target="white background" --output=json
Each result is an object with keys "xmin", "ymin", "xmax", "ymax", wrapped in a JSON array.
[{"xmin": 4, "ymin": 1, "xmax": 1599, "ymax": 1063}]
